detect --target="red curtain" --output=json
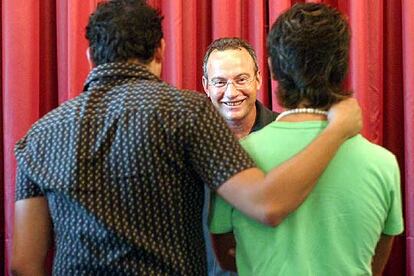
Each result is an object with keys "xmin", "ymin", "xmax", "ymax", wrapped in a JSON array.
[{"xmin": 2, "ymin": 0, "xmax": 413, "ymax": 275}]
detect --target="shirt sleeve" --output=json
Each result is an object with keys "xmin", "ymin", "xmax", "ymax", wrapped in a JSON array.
[
  {"xmin": 382, "ymin": 157, "xmax": 404, "ymax": 235},
  {"xmin": 209, "ymin": 193, "xmax": 234, "ymax": 234},
  {"xmin": 185, "ymin": 98, "xmax": 256, "ymax": 190},
  {"xmin": 15, "ymin": 166, "xmax": 44, "ymax": 201}
]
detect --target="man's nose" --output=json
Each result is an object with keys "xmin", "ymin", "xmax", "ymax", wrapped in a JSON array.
[{"xmin": 224, "ymin": 81, "xmax": 238, "ymax": 98}]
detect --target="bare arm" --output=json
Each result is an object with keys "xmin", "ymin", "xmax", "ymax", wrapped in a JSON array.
[
  {"xmin": 11, "ymin": 197, "xmax": 52, "ymax": 276},
  {"xmin": 217, "ymin": 98, "xmax": 362, "ymax": 225},
  {"xmin": 372, "ymin": 235, "xmax": 395, "ymax": 276},
  {"xmin": 211, "ymin": 233, "xmax": 237, "ymax": 272}
]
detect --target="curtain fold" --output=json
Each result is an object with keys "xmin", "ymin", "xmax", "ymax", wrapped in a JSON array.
[
  {"xmin": 402, "ymin": 0, "xmax": 414, "ymax": 274},
  {"xmin": 2, "ymin": 0, "xmax": 412, "ymax": 275},
  {"xmin": 268, "ymin": 0, "xmax": 290, "ymax": 112},
  {"xmin": 0, "ymin": 0, "xmax": 4, "ymax": 271},
  {"xmin": 3, "ymin": 0, "xmax": 40, "ymax": 270}
]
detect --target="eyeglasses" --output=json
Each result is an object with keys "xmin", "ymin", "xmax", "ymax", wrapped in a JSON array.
[{"xmin": 208, "ymin": 76, "xmax": 255, "ymax": 91}]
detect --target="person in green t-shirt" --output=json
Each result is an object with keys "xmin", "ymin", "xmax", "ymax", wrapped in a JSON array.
[{"xmin": 209, "ymin": 3, "xmax": 404, "ymax": 276}]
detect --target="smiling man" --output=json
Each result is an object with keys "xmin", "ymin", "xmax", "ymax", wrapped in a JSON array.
[
  {"xmin": 202, "ymin": 38, "xmax": 277, "ymax": 140},
  {"xmin": 201, "ymin": 38, "xmax": 278, "ymax": 275}
]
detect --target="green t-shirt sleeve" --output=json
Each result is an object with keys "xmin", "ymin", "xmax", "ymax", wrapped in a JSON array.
[
  {"xmin": 209, "ymin": 193, "xmax": 233, "ymax": 234},
  {"xmin": 382, "ymin": 157, "xmax": 404, "ymax": 235}
]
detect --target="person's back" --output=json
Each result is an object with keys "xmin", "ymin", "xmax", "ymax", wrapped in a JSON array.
[
  {"xmin": 209, "ymin": 3, "xmax": 403, "ymax": 275},
  {"xmin": 211, "ymin": 121, "xmax": 402, "ymax": 275},
  {"xmin": 16, "ymin": 62, "xmax": 244, "ymax": 274}
]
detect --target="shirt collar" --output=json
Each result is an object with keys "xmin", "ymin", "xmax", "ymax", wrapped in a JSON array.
[{"xmin": 83, "ymin": 62, "xmax": 161, "ymax": 91}]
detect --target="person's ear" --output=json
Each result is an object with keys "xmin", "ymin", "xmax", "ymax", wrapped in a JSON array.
[
  {"xmin": 256, "ymin": 70, "xmax": 263, "ymax": 91},
  {"xmin": 154, "ymin": 38, "xmax": 166, "ymax": 63},
  {"xmin": 202, "ymin": 76, "xmax": 210, "ymax": 97},
  {"xmin": 86, "ymin": 47, "xmax": 95, "ymax": 69}
]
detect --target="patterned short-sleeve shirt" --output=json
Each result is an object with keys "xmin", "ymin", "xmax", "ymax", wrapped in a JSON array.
[{"xmin": 15, "ymin": 62, "xmax": 255, "ymax": 275}]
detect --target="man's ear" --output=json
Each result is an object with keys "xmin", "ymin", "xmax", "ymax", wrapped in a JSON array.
[
  {"xmin": 154, "ymin": 38, "xmax": 166, "ymax": 63},
  {"xmin": 267, "ymin": 57, "xmax": 275, "ymax": 80},
  {"xmin": 202, "ymin": 76, "xmax": 210, "ymax": 97},
  {"xmin": 86, "ymin": 47, "xmax": 95, "ymax": 69},
  {"xmin": 255, "ymin": 70, "xmax": 263, "ymax": 91}
]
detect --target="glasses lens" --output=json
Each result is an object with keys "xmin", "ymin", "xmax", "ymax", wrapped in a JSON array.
[{"xmin": 210, "ymin": 76, "xmax": 254, "ymax": 90}]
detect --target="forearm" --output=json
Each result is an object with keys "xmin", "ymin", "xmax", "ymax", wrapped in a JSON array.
[
  {"xmin": 372, "ymin": 235, "xmax": 394, "ymax": 275},
  {"xmin": 12, "ymin": 197, "xmax": 52, "ymax": 276}
]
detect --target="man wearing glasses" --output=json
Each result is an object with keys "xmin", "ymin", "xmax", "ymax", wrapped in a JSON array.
[
  {"xmin": 201, "ymin": 38, "xmax": 278, "ymax": 275},
  {"xmin": 202, "ymin": 38, "xmax": 277, "ymax": 140}
]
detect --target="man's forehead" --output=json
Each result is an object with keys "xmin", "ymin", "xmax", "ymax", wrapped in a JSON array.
[
  {"xmin": 209, "ymin": 47, "xmax": 250, "ymax": 59},
  {"xmin": 207, "ymin": 48, "xmax": 256, "ymax": 76}
]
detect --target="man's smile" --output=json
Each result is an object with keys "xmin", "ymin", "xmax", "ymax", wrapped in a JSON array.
[{"xmin": 222, "ymin": 99, "xmax": 245, "ymax": 106}]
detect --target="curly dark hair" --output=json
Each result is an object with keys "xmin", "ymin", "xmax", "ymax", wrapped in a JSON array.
[
  {"xmin": 202, "ymin": 37, "xmax": 259, "ymax": 79},
  {"xmin": 267, "ymin": 3, "xmax": 351, "ymax": 110},
  {"xmin": 85, "ymin": 0, "xmax": 163, "ymax": 65}
]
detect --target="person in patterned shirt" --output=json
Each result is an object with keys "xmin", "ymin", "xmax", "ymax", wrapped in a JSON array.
[
  {"xmin": 201, "ymin": 38, "xmax": 278, "ymax": 276},
  {"xmin": 11, "ymin": 1, "xmax": 361, "ymax": 275}
]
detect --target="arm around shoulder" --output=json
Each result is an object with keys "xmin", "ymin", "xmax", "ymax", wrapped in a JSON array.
[{"xmin": 217, "ymin": 98, "xmax": 362, "ymax": 226}]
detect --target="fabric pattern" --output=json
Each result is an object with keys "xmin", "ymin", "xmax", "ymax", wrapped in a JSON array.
[{"xmin": 15, "ymin": 62, "xmax": 255, "ymax": 275}]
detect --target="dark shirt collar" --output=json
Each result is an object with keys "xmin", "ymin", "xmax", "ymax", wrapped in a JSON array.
[
  {"xmin": 251, "ymin": 101, "xmax": 278, "ymax": 133},
  {"xmin": 83, "ymin": 62, "xmax": 161, "ymax": 91}
]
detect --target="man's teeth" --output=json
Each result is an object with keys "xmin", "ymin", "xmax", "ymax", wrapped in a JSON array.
[{"xmin": 224, "ymin": 100, "xmax": 243, "ymax": 106}]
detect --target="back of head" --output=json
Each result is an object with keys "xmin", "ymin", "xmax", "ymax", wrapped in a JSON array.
[
  {"xmin": 203, "ymin": 37, "xmax": 259, "ymax": 79},
  {"xmin": 85, "ymin": 0, "xmax": 163, "ymax": 66},
  {"xmin": 267, "ymin": 3, "xmax": 350, "ymax": 109}
]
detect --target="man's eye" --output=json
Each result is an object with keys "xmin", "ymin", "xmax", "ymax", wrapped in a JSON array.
[
  {"xmin": 235, "ymin": 78, "xmax": 249, "ymax": 85},
  {"xmin": 213, "ymin": 81, "xmax": 227, "ymax": 87}
]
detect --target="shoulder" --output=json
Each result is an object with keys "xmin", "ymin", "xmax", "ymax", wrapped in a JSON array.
[
  {"xmin": 138, "ymin": 80, "xmax": 210, "ymax": 110},
  {"xmin": 20, "ymin": 95, "xmax": 84, "ymax": 141},
  {"xmin": 344, "ymin": 135, "xmax": 398, "ymax": 168}
]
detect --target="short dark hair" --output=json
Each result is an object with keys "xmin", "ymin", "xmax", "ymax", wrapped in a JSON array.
[
  {"xmin": 85, "ymin": 0, "xmax": 163, "ymax": 65},
  {"xmin": 267, "ymin": 3, "xmax": 351, "ymax": 109},
  {"xmin": 203, "ymin": 37, "xmax": 259, "ymax": 79}
]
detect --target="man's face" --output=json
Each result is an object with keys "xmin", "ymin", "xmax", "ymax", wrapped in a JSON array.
[{"xmin": 203, "ymin": 48, "xmax": 261, "ymax": 123}]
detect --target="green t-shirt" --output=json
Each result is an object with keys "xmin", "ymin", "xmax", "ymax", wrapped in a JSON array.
[{"xmin": 209, "ymin": 121, "xmax": 404, "ymax": 276}]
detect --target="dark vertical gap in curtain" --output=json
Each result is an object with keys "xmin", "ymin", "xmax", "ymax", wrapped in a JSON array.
[
  {"xmin": 56, "ymin": 0, "xmax": 68, "ymax": 104},
  {"xmin": 1, "ymin": 0, "xmax": 5, "ymax": 273},
  {"xmin": 383, "ymin": 0, "xmax": 406, "ymax": 274},
  {"xmin": 39, "ymin": 0, "xmax": 58, "ymax": 116},
  {"xmin": 196, "ymin": 0, "xmax": 211, "ymax": 93},
  {"xmin": 366, "ymin": 0, "xmax": 383, "ymax": 145},
  {"xmin": 264, "ymin": 0, "xmax": 273, "ymax": 109},
  {"xmin": 40, "ymin": 2, "xmax": 58, "ymax": 273},
  {"xmin": 241, "ymin": 0, "xmax": 247, "ymax": 40}
]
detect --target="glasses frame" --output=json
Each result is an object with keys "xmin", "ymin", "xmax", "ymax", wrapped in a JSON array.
[{"xmin": 207, "ymin": 75, "xmax": 256, "ymax": 91}]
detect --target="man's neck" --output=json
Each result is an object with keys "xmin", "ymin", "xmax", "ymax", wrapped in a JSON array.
[
  {"xmin": 127, "ymin": 58, "xmax": 161, "ymax": 78},
  {"xmin": 226, "ymin": 107, "xmax": 257, "ymax": 140}
]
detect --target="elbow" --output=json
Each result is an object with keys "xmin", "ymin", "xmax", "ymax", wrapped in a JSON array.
[
  {"xmin": 261, "ymin": 213, "xmax": 282, "ymax": 227},
  {"xmin": 260, "ymin": 206, "xmax": 289, "ymax": 227},
  {"xmin": 10, "ymin": 258, "xmax": 22, "ymax": 276},
  {"xmin": 10, "ymin": 258, "xmax": 44, "ymax": 276},
  {"xmin": 10, "ymin": 261, "xmax": 24, "ymax": 276}
]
